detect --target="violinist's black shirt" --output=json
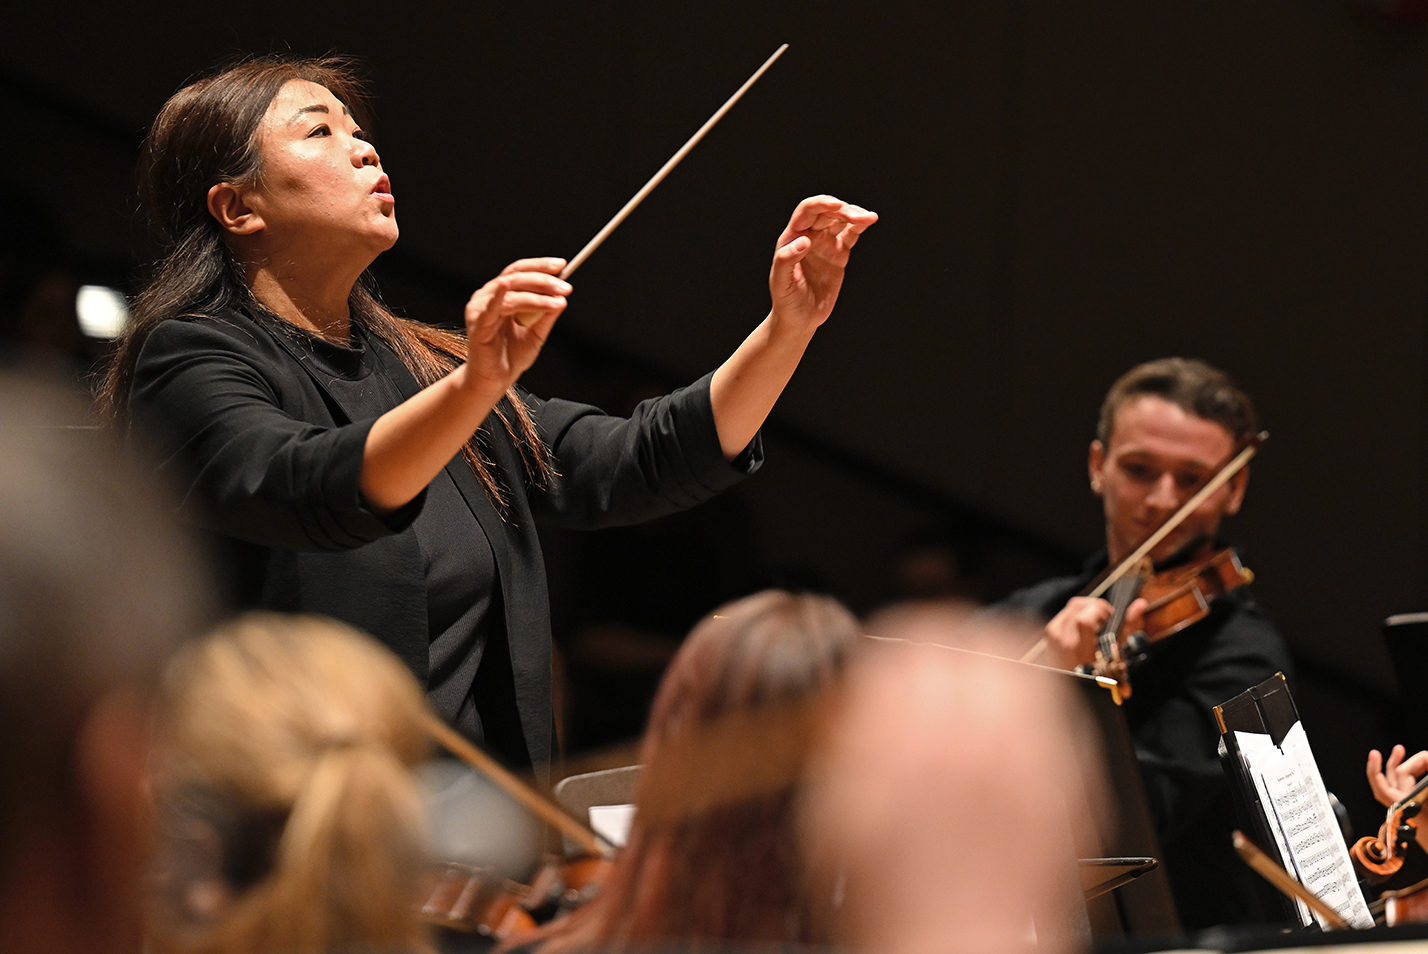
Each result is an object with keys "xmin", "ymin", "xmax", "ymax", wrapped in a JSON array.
[{"xmin": 998, "ymin": 548, "xmax": 1294, "ymax": 931}]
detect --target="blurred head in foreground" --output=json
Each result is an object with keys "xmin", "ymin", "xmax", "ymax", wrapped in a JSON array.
[
  {"xmin": 804, "ymin": 604, "xmax": 1106, "ymax": 954},
  {"xmin": 529, "ymin": 590, "xmax": 862, "ymax": 953},
  {"xmin": 149, "ymin": 613, "xmax": 435, "ymax": 954},
  {"xmin": 0, "ymin": 376, "xmax": 212, "ymax": 954}
]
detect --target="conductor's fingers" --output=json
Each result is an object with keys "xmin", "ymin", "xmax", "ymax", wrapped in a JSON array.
[
  {"xmin": 786, "ymin": 195, "xmax": 844, "ymax": 230},
  {"xmin": 500, "ymin": 272, "xmax": 572, "ymax": 297},
  {"xmin": 798, "ymin": 205, "xmax": 879, "ymax": 237},
  {"xmin": 499, "ymin": 257, "xmax": 567, "ymax": 277},
  {"xmin": 773, "ymin": 235, "xmax": 812, "ymax": 265},
  {"xmin": 466, "ymin": 279, "xmax": 510, "ymax": 340},
  {"xmin": 499, "ymin": 292, "xmax": 569, "ymax": 315}
]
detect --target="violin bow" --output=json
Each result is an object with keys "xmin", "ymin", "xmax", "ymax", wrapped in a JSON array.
[
  {"xmin": 1234, "ymin": 830, "xmax": 1350, "ymax": 930},
  {"xmin": 517, "ymin": 43, "xmax": 788, "ymax": 326},
  {"xmin": 1019, "ymin": 431, "xmax": 1267, "ymax": 665},
  {"xmin": 421, "ymin": 713, "xmax": 617, "ymax": 859}
]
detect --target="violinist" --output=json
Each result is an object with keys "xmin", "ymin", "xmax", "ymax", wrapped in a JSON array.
[
  {"xmin": 98, "ymin": 56, "xmax": 876, "ymax": 772},
  {"xmin": 998, "ymin": 357, "xmax": 1293, "ymax": 930}
]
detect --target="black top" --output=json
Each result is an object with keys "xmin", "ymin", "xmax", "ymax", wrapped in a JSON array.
[
  {"xmin": 997, "ymin": 549, "xmax": 1295, "ymax": 930},
  {"xmin": 128, "ymin": 305, "xmax": 761, "ymax": 770},
  {"xmin": 288, "ymin": 325, "xmax": 507, "ymax": 748}
]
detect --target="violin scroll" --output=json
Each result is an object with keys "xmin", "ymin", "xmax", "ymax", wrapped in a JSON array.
[{"xmin": 1352, "ymin": 779, "xmax": 1428, "ymax": 884}]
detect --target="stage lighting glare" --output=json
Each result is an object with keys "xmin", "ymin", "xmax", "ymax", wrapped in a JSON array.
[{"xmin": 76, "ymin": 285, "xmax": 130, "ymax": 339}]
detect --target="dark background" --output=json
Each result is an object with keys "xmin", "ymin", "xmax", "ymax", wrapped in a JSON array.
[{"xmin": 5, "ymin": 1, "xmax": 1428, "ymax": 842}]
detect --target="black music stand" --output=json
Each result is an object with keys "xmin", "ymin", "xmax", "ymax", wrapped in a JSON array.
[
  {"xmin": 1215, "ymin": 672, "xmax": 1314, "ymax": 927},
  {"xmin": 1081, "ymin": 857, "xmax": 1160, "ymax": 901}
]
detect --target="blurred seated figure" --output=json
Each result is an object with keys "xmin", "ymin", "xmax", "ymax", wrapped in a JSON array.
[
  {"xmin": 147, "ymin": 613, "xmax": 437, "ymax": 954},
  {"xmin": 805, "ymin": 604, "xmax": 1104, "ymax": 954},
  {"xmin": 0, "ymin": 376, "xmax": 211, "ymax": 954},
  {"xmin": 520, "ymin": 590, "xmax": 861, "ymax": 953}
]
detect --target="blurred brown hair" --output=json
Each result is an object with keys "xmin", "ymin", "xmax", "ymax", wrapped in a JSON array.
[{"xmin": 528, "ymin": 590, "xmax": 861, "ymax": 953}]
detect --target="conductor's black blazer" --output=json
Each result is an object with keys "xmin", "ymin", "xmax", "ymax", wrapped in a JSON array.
[{"xmin": 128, "ymin": 305, "xmax": 760, "ymax": 768}]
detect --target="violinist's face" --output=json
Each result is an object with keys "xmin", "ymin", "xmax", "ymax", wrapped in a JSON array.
[
  {"xmin": 231, "ymin": 80, "xmax": 398, "ymax": 258},
  {"xmin": 1089, "ymin": 395, "xmax": 1247, "ymax": 566}
]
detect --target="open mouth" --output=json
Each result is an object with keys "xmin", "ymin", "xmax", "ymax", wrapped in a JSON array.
[{"xmin": 372, "ymin": 174, "xmax": 394, "ymax": 201}]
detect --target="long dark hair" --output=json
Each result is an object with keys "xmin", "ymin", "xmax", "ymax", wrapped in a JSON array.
[
  {"xmin": 525, "ymin": 591, "xmax": 861, "ymax": 953},
  {"xmin": 97, "ymin": 56, "xmax": 549, "ymax": 509}
]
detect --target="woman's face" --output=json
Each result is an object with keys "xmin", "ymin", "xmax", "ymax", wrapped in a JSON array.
[{"xmin": 244, "ymin": 79, "xmax": 398, "ymax": 257}]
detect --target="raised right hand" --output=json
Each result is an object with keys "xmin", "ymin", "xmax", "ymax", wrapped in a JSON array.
[{"xmin": 463, "ymin": 258, "xmax": 570, "ymax": 394}]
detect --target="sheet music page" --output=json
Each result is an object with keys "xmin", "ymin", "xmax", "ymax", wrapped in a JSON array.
[
  {"xmin": 1234, "ymin": 723, "xmax": 1374, "ymax": 929},
  {"xmin": 1236, "ymin": 730, "xmax": 1312, "ymax": 927},
  {"xmin": 588, "ymin": 803, "xmax": 635, "ymax": 848}
]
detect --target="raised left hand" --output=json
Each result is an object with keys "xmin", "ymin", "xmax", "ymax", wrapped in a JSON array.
[
  {"xmin": 1368, "ymin": 744, "xmax": 1428, "ymax": 807},
  {"xmin": 768, "ymin": 195, "xmax": 877, "ymax": 334}
]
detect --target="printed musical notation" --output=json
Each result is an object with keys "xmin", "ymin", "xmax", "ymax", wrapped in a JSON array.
[{"xmin": 1234, "ymin": 723, "xmax": 1374, "ymax": 930}]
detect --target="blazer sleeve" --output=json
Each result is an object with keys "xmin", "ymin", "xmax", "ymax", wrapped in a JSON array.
[
  {"xmin": 127, "ymin": 317, "xmax": 421, "ymax": 551},
  {"xmin": 526, "ymin": 371, "xmax": 762, "ymax": 529}
]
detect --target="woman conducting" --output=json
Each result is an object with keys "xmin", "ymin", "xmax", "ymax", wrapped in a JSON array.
[{"xmin": 99, "ymin": 56, "xmax": 875, "ymax": 770}]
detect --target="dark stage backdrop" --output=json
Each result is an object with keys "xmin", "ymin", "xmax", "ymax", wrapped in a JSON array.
[{"xmin": 5, "ymin": 0, "xmax": 1428, "ymax": 836}]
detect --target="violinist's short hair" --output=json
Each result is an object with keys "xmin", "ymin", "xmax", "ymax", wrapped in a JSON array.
[{"xmin": 1097, "ymin": 357, "xmax": 1258, "ymax": 446}]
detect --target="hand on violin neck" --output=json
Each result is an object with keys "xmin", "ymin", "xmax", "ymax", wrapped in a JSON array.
[
  {"xmin": 1042, "ymin": 595, "xmax": 1146, "ymax": 672},
  {"xmin": 1368, "ymin": 745, "xmax": 1428, "ymax": 808},
  {"xmin": 1041, "ymin": 597, "xmax": 1102, "ymax": 670}
]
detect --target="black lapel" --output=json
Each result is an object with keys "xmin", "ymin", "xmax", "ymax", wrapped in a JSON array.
[{"xmin": 361, "ymin": 338, "xmax": 513, "ymax": 579}]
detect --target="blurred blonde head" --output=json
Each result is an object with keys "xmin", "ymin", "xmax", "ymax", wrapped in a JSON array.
[
  {"xmin": 804, "ymin": 605, "xmax": 1107, "ymax": 954},
  {"xmin": 150, "ymin": 613, "xmax": 434, "ymax": 954}
]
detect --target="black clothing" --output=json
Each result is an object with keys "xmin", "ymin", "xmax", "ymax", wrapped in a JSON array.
[
  {"xmin": 128, "ymin": 306, "xmax": 760, "ymax": 769},
  {"xmin": 272, "ymin": 326, "xmax": 503, "ymax": 748},
  {"xmin": 998, "ymin": 549, "xmax": 1294, "ymax": 930}
]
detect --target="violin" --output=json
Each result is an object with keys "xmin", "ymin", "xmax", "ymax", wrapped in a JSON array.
[
  {"xmin": 1068, "ymin": 432, "xmax": 1268, "ymax": 696},
  {"xmin": 1080, "ymin": 542, "xmax": 1256, "ymax": 695},
  {"xmin": 1351, "ymin": 772, "xmax": 1428, "ymax": 884},
  {"xmin": 1348, "ymin": 772, "xmax": 1428, "ymax": 927},
  {"xmin": 422, "ymin": 852, "xmax": 615, "ymax": 940},
  {"xmin": 1133, "ymin": 546, "xmax": 1255, "ymax": 649},
  {"xmin": 418, "ymin": 715, "xmax": 618, "ymax": 939},
  {"xmin": 423, "ymin": 861, "xmax": 541, "ymax": 940}
]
